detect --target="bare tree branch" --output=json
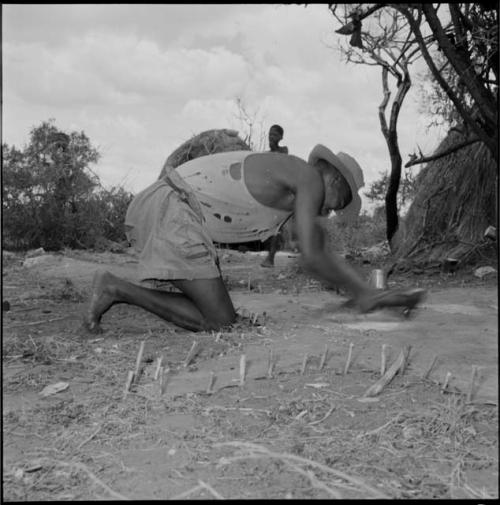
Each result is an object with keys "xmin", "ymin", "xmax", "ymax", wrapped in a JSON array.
[
  {"xmin": 405, "ymin": 137, "xmax": 482, "ymax": 168},
  {"xmin": 398, "ymin": 6, "xmax": 495, "ymax": 156}
]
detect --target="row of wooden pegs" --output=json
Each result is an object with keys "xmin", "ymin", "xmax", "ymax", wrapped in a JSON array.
[{"xmin": 123, "ymin": 339, "xmax": 481, "ymax": 402}]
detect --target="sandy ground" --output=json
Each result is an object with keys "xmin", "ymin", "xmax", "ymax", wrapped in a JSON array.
[
  {"xmin": 2, "ymin": 247, "xmax": 498, "ymax": 500},
  {"xmin": 13, "ymin": 248, "xmax": 498, "ymax": 403}
]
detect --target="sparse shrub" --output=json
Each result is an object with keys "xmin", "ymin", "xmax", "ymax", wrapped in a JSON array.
[
  {"xmin": 322, "ymin": 209, "xmax": 387, "ymax": 255},
  {"xmin": 2, "ymin": 120, "xmax": 133, "ymax": 251}
]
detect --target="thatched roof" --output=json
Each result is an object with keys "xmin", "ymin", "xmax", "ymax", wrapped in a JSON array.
[
  {"xmin": 394, "ymin": 129, "xmax": 497, "ymax": 265},
  {"xmin": 158, "ymin": 129, "xmax": 251, "ymax": 180}
]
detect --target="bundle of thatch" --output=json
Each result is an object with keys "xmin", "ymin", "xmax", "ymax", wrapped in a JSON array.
[
  {"xmin": 393, "ymin": 129, "xmax": 497, "ymax": 267},
  {"xmin": 158, "ymin": 129, "xmax": 251, "ymax": 179}
]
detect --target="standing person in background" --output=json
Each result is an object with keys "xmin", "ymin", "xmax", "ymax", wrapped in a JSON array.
[
  {"xmin": 268, "ymin": 124, "xmax": 288, "ymax": 154},
  {"xmin": 261, "ymin": 124, "xmax": 290, "ymax": 267}
]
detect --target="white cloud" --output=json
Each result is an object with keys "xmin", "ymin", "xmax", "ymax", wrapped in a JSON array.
[{"xmin": 3, "ymin": 3, "xmax": 443, "ymax": 205}]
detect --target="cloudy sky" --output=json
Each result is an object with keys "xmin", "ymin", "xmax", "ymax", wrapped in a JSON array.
[{"xmin": 3, "ymin": 4, "xmax": 444, "ymax": 211}]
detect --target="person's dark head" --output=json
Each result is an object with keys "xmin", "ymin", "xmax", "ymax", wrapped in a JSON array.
[{"xmin": 268, "ymin": 124, "xmax": 284, "ymax": 150}]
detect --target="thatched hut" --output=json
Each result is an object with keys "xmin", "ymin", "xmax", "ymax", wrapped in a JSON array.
[
  {"xmin": 393, "ymin": 129, "xmax": 497, "ymax": 267},
  {"xmin": 158, "ymin": 129, "xmax": 251, "ymax": 179}
]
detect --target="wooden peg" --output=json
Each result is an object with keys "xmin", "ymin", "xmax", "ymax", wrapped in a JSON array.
[
  {"xmin": 441, "ymin": 371, "xmax": 452, "ymax": 393},
  {"xmin": 133, "ymin": 340, "xmax": 145, "ymax": 382},
  {"xmin": 123, "ymin": 371, "xmax": 135, "ymax": 400},
  {"xmin": 466, "ymin": 366, "xmax": 478, "ymax": 403},
  {"xmin": 154, "ymin": 356, "xmax": 163, "ymax": 381},
  {"xmin": 380, "ymin": 344, "xmax": 387, "ymax": 376},
  {"xmin": 239, "ymin": 354, "xmax": 247, "ymax": 386},
  {"xmin": 207, "ymin": 371, "xmax": 217, "ymax": 394},
  {"xmin": 344, "ymin": 343, "xmax": 354, "ymax": 375},
  {"xmin": 160, "ymin": 367, "xmax": 170, "ymax": 395},
  {"xmin": 184, "ymin": 341, "xmax": 199, "ymax": 367},
  {"xmin": 319, "ymin": 345, "xmax": 329, "ymax": 370},
  {"xmin": 267, "ymin": 349, "xmax": 275, "ymax": 378},
  {"xmin": 422, "ymin": 356, "xmax": 438, "ymax": 380},
  {"xmin": 301, "ymin": 354, "xmax": 309, "ymax": 375}
]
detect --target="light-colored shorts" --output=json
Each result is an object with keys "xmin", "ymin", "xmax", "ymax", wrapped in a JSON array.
[{"xmin": 125, "ymin": 178, "xmax": 220, "ymax": 282}]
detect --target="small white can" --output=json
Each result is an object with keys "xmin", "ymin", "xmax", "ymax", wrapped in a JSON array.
[{"xmin": 369, "ymin": 269, "xmax": 387, "ymax": 289}]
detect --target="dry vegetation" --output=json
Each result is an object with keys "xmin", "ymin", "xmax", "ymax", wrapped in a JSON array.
[{"xmin": 2, "ymin": 249, "xmax": 498, "ymax": 500}]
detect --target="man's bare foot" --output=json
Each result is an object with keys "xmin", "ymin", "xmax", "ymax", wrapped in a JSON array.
[
  {"xmin": 260, "ymin": 258, "xmax": 274, "ymax": 268},
  {"xmin": 82, "ymin": 270, "xmax": 117, "ymax": 333},
  {"xmin": 357, "ymin": 288, "xmax": 427, "ymax": 313}
]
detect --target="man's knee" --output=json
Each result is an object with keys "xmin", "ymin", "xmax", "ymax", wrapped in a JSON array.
[{"xmin": 205, "ymin": 308, "xmax": 237, "ymax": 331}]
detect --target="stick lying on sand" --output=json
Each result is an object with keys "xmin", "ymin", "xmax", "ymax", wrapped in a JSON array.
[{"xmin": 363, "ymin": 346, "xmax": 411, "ymax": 397}]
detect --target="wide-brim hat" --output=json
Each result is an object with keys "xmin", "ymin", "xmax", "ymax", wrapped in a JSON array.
[{"xmin": 308, "ymin": 144, "xmax": 364, "ymax": 224}]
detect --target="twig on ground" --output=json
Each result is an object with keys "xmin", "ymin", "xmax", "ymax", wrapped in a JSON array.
[
  {"xmin": 198, "ymin": 479, "xmax": 225, "ymax": 499},
  {"xmin": 363, "ymin": 346, "xmax": 411, "ymax": 397},
  {"xmin": 422, "ymin": 356, "xmax": 438, "ymax": 380},
  {"xmin": 308, "ymin": 405, "xmax": 336, "ymax": 426},
  {"xmin": 38, "ymin": 459, "xmax": 129, "ymax": 500},
  {"xmin": 5, "ymin": 316, "xmax": 72, "ymax": 328},
  {"xmin": 358, "ymin": 414, "xmax": 401, "ymax": 438},
  {"xmin": 170, "ymin": 483, "xmax": 203, "ymax": 500},
  {"xmin": 77, "ymin": 425, "xmax": 102, "ymax": 450},
  {"xmin": 215, "ymin": 441, "xmax": 389, "ymax": 499},
  {"xmin": 286, "ymin": 462, "xmax": 343, "ymax": 498}
]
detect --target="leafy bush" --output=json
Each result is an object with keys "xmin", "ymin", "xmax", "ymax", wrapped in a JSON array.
[
  {"xmin": 322, "ymin": 209, "xmax": 387, "ymax": 255},
  {"xmin": 2, "ymin": 120, "xmax": 133, "ymax": 251}
]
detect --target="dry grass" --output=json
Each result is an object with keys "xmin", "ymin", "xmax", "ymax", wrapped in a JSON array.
[{"xmin": 2, "ymin": 252, "xmax": 498, "ymax": 500}]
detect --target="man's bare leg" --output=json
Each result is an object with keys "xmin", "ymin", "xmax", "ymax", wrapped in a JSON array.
[
  {"xmin": 84, "ymin": 271, "xmax": 236, "ymax": 333},
  {"xmin": 261, "ymin": 234, "xmax": 280, "ymax": 268}
]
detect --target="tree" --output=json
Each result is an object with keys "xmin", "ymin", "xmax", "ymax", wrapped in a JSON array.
[
  {"xmin": 329, "ymin": 4, "xmax": 421, "ymax": 247},
  {"xmin": 364, "ymin": 167, "xmax": 417, "ymax": 212},
  {"xmin": 233, "ymin": 97, "xmax": 267, "ymax": 151},
  {"xmin": 3, "ymin": 120, "xmax": 133, "ymax": 250},
  {"xmin": 333, "ymin": 3, "xmax": 498, "ymax": 164}
]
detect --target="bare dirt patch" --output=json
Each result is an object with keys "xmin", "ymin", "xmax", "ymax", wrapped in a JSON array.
[{"xmin": 2, "ymin": 248, "xmax": 498, "ymax": 500}]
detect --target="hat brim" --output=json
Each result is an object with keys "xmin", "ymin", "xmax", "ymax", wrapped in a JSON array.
[{"xmin": 308, "ymin": 144, "xmax": 363, "ymax": 224}]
